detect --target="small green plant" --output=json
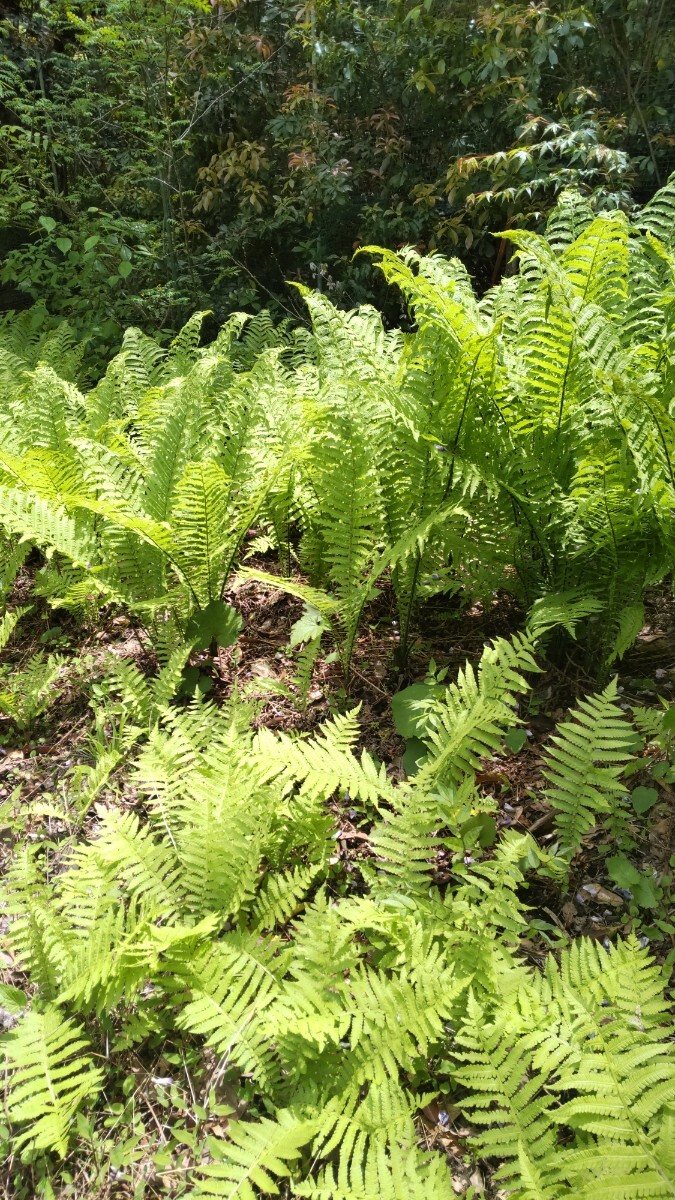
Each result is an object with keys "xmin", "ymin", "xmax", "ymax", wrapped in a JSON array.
[
  {"xmin": 0, "ymin": 651, "xmax": 64, "ymax": 731},
  {"xmin": 287, "ymin": 603, "xmax": 326, "ymax": 710}
]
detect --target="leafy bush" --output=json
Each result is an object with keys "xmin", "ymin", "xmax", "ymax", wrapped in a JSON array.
[
  {"xmin": 2, "ymin": 0, "xmax": 672, "ymax": 344},
  {"xmin": 0, "ymin": 311, "xmax": 304, "ymax": 655}
]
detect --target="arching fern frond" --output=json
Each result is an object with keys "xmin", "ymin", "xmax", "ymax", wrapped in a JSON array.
[
  {"xmin": 2, "ymin": 1007, "xmax": 103, "ymax": 1158},
  {"xmin": 413, "ymin": 633, "xmax": 539, "ymax": 790},
  {"xmin": 454, "ymin": 990, "xmax": 561, "ymax": 1194},
  {"xmin": 191, "ymin": 1109, "xmax": 316, "ymax": 1199}
]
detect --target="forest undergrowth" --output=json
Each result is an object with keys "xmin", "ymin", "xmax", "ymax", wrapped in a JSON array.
[{"xmin": 0, "ymin": 181, "xmax": 674, "ymax": 1199}]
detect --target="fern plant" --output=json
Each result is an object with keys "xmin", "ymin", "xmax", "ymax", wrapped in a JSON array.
[
  {"xmin": 1, "ymin": 1007, "xmax": 103, "ymax": 1158},
  {"xmin": 1, "ymin": 627, "xmax": 672, "ymax": 1196},
  {"xmin": 0, "ymin": 649, "xmax": 65, "ymax": 730},
  {"xmin": 454, "ymin": 937, "xmax": 675, "ymax": 1199},
  {"xmin": 0, "ymin": 632, "xmax": 539, "ymax": 1178},
  {"xmin": 359, "ymin": 182, "xmax": 675, "ymax": 665},
  {"xmin": 541, "ymin": 678, "xmax": 637, "ymax": 856},
  {"xmin": 0, "ymin": 313, "xmax": 299, "ymax": 655}
]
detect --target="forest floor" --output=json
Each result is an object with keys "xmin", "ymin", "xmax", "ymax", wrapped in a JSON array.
[{"xmin": 0, "ymin": 564, "xmax": 673, "ymax": 1197}]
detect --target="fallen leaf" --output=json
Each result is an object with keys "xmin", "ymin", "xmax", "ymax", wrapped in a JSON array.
[
  {"xmin": 250, "ymin": 658, "xmax": 276, "ymax": 679},
  {"xmin": 580, "ymin": 882, "xmax": 624, "ymax": 906},
  {"xmin": 475, "ymin": 769, "xmax": 509, "ymax": 787}
]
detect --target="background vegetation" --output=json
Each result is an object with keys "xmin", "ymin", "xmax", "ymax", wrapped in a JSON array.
[{"xmin": 2, "ymin": 0, "xmax": 675, "ymax": 356}]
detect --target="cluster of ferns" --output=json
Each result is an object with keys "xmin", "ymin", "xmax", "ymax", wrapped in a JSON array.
[{"xmin": 1, "ymin": 175, "xmax": 675, "ymax": 1198}]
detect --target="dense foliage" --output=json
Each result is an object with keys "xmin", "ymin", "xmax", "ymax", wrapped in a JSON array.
[
  {"xmin": 3, "ymin": 635, "xmax": 674, "ymax": 1199},
  {"xmin": 1, "ymin": 181, "xmax": 675, "ymax": 669},
  {"xmin": 0, "ymin": 179, "xmax": 674, "ymax": 1197},
  {"xmin": 1, "ymin": 0, "xmax": 674, "ymax": 351}
]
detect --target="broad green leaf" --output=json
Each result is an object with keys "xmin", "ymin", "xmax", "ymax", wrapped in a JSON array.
[
  {"xmin": 505, "ymin": 727, "xmax": 527, "ymax": 754},
  {"xmin": 289, "ymin": 604, "xmax": 326, "ymax": 647},
  {"xmin": 631, "ymin": 785, "xmax": 659, "ymax": 815},
  {"xmin": 402, "ymin": 736, "xmax": 428, "ymax": 776},
  {"xmin": 0, "ymin": 985, "xmax": 27, "ymax": 1014},
  {"xmin": 391, "ymin": 681, "xmax": 438, "ymax": 739},
  {"xmin": 662, "ymin": 704, "xmax": 675, "ymax": 733},
  {"xmin": 185, "ymin": 599, "xmax": 242, "ymax": 650}
]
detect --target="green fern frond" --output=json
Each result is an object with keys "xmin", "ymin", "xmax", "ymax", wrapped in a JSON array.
[
  {"xmin": 345, "ymin": 954, "xmax": 461, "ymax": 1085},
  {"xmin": 526, "ymin": 590, "xmax": 605, "ymax": 640},
  {"xmin": 637, "ymin": 172, "xmax": 675, "ymax": 249},
  {"xmin": 0, "ymin": 604, "xmax": 26, "ymax": 652},
  {"xmin": 541, "ymin": 678, "xmax": 636, "ymax": 853},
  {"xmin": 550, "ymin": 940, "xmax": 675, "ymax": 1198},
  {"xmin": 171, "ymin": 459, "xmax": 231, "ymax": 605},
  {"xmin": 0, "ymin": 487, "xmax": 98, "ymax": 567},
  {"xmin": 4, "ymin": 846, "xmax": 74, "ymax": 998},
  {"xmin": 92, "ymin": 808, "xmax": 181, "ymax": 915},
  {"xmin": 295, "ymin": 1141, "xmax": 453, "ymax": 1199},
  {"xmin": 257, "ymin": 708, "xmax": 397, "ymax": 805},
  {"xmin": 454, "ymin": 936, "xmax": 675, "ymax": 1198},
  {"xmin": 561, "ymin": 213, "xmax": 629, "ymax": 315},
  {"xmin": 251, "ymin": 863, "xmax": 323, "ymax": 933},
  {"xmin": 175, "ymin": 938, "xmax": 280, "ymax": 1088},
  {"xmin": 413, "ymin": 633, "xmax": 538, "ymax": 790},
  {"xmin": 166, "ymin": 310, "xmax": 210, "ymax": 372},
  {"xmin": 191, "ymin": 1109, "xmax": 316, "ymax": 1199},
  {"xmin": 105, "ymin": 643, "xmax": 190, "ymax": 728},
  {"xmin": 454, "ymin": 990, "xmax": 561, "ymax": 1189},
  {"xmin": 545, "ymin": 189, "xmax": 595, "ymax": 253},
  {"xmin": 2, "ymin": 1007, "xmax": 103, "ymax": 1157},
  {"xmin": 0, "ymin": 649, "xmax": 64, "ymax": 728}
]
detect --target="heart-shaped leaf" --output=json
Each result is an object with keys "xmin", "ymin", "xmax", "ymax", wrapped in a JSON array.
[
  {"xmin": 631, "ymin": 785, "xmax": 659, "ymax": 815},
  {"xmin": 289, "ymin": 604, "xmax": 326, "ymax": 647},
  {"xmin": 0, "ymin": 984, "xmax": 27, "ymax": 1013},
  {"xmin": 632, "ymin": 874, "xmax": 661, "ymax": 908},
  {"xmin": 186, "ymin": 600, "xmax": 242, "ymax": 651},
  {"xmin": 461, "ymin": 812, "xmax": 497, "ymax": 848},
  {"xmin": 606, "ymin": 853, "xmax": 641, "ymax": 890},
  {"xmin": 402, "ymin": 737, "xmax": 428, "ymax": 777},
  {"xmin": 179, "ymin": 666, "xmax": 214, "ymax": 697},
  {"xmin": 606, "ymin": 854, "xmax": 661, "ymax": 908},
  {"xmin": 391, "ymin": 681, "xmax": 438, "ymax": 739},
  {"xmin": 505, "ymin": 727, "xmax": 527, "ymax": 754}
]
